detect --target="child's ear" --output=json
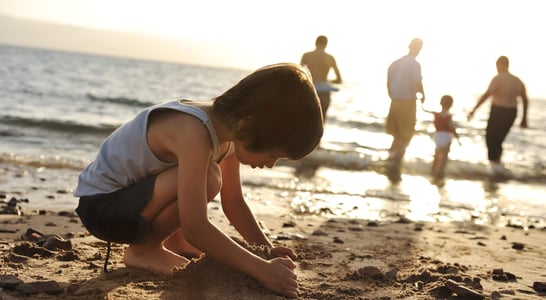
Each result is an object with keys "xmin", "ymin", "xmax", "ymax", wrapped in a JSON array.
[
  {"xmin": 235, "ymin": 117, "xmax": 253, "ymax": 146},
  {"xmin": 237, "ymin": 116, "xmax": 253, "ymax": 130}
]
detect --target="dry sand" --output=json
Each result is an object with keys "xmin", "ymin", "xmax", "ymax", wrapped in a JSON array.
[{"xmin": 1, "ymin": 163, "xmax": 545, "ymax": 299}]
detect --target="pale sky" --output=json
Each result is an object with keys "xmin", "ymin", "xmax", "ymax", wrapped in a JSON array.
[{"xmin": 1, "ymin": 0, "xmax": 546, "ymax": 98}]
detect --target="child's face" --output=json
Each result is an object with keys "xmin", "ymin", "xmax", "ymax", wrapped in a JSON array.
[{"xmin": 234, "ymin": 142, "xmax": 285, "ymax": 169}]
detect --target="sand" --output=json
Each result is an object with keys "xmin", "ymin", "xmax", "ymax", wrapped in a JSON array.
[{"xmin": 1, "ymin": 163, "xmax": 545, "ymax": 299}]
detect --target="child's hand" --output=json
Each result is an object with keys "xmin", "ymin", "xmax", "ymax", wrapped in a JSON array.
[
  {"xmin": 258, "ymin": 257, "xmax": 298, "ymax": 298},
  {"xmin": 270, "ymin": 246, "xmax": 297, "ymax": 261}
]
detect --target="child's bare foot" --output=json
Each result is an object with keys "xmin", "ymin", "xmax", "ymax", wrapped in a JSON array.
[
  {"xmin": 123, "ymin": 244, "xmax": 189, "ymax": 275},
  {"xmin": 163, "ymin": 230, "xmax": 204, "ymax": 258}
]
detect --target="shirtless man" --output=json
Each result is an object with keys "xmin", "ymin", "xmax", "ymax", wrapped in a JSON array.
[
  {"xmin": 468, "ymin": 56, "xmax": 529, "ymax": 174},
  {"xmin": 300, "ymin": 35, "xmax": 342, "ymax": 119}
]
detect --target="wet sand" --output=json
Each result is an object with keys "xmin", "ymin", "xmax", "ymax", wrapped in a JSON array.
[{"xmin": 1, "ymin": 163, "xmax": 545, "ymax": 299}]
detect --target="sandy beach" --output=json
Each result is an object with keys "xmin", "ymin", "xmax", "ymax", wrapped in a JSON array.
[{"xmin": 1, "ymin": 163, "xmax": 545, "ymax": 300}]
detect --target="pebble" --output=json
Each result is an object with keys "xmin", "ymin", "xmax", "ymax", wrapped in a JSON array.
[{"xmin": 533, "ymin": 281, "xmax": 546, "ymax": 292}]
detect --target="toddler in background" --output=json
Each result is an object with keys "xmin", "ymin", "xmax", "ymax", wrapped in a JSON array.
[{"xmin": 423, "ymin": 95, "xmax": 461, "ymax": 181}]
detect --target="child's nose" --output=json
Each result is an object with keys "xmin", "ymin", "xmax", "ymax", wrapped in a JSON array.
[{"xmin": 266, "ymin": 158, "xmax": 278, "ymax": 168}]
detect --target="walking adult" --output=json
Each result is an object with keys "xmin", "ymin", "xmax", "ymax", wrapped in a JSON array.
[
  {"xmin": 467, "ymin": 55, "xmax": 529, "ymax": 175},
  {"xmin": 386, "ymin": 38, "xmax": 425, "ymax": 163}
]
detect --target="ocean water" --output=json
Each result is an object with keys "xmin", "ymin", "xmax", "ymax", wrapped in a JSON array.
[{"xmin": 1, "ymin": 44, "xmax": 544, "ymax": 228}]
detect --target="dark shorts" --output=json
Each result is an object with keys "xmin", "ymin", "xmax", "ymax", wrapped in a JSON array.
[
  {"xmin": 486, "ymin": 105, "xmax": 517, "ymax": 161},
  {"xmin": 75, "ymin": 175, "xmax": 157, "ymax": 244}
]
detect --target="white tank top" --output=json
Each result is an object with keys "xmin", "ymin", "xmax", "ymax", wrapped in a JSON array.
[{"xmin": 74, "ymin": 99, "xmax": 232, "ymax": 196}]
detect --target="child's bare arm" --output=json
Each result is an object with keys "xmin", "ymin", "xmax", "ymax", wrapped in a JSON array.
[
  {"xmin": 173, "ymin": 129, "xmax": 297, "ymax": 297},
  {"xmin": 220, "ymin": 157, "xmax": 297, "ymax": 259},
  {"xmin": 449, "ymin": 118, "xmax": 462, "ymax": 145},
  {"xmin": 453, "ymin": 129, "xmax": 461, "ymax": 141},
  {"xmin": 173, "ymin": 138, "xmax": 297, "ymax": 297},
  {"xmin": 220, "ymin": 154, "xmax": 274, "ymax": 247},
  {"xmin": 421, "ymin": 104, "xmax": 435, "ymax": 114}
]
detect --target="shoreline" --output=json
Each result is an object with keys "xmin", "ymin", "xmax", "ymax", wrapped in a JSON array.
[
  {"xmin": 1, "ymin": 162, "xmax": 546, "ymax": 299},
  {"xmin": 1, "ymin": 208, "xmax": 545, "ymax": 299},
  {"xmin": 2, "ymin": 157, "xmax": 546, "ymax": 228}
]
